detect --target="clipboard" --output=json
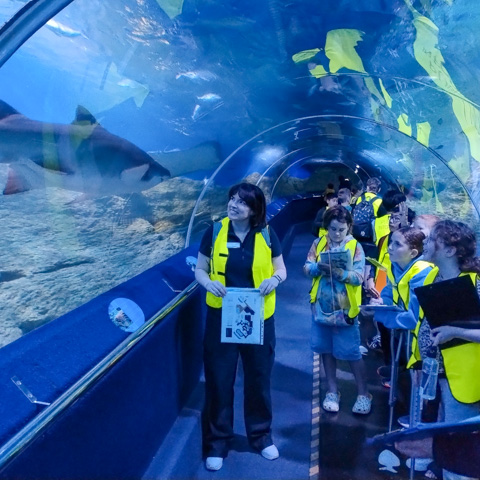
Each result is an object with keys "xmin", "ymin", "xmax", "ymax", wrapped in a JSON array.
[
  {"xmin": 366, "ymin": 256, "xmax": 387, "ymax": 272},
  {"xmin": 361, "ymin": 304, "xmax": 410, "ymax": 329},
  {"xmin": 319, "ymin": 250, "xmax": 352, "ymax": 271},
  {"xmin": 221, "ymin": 288, "xmax": 264, "ymax": 345},
  {"xmin": 414, "ymin": 276, "xmax": 480, "ymax": 347}
]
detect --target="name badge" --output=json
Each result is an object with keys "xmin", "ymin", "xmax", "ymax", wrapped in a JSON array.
[{"xmin": 226, "ymin": 242, "xmax": 241, "ymax": 249}]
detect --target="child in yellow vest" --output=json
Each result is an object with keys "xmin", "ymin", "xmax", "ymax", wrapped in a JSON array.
[{"xmin": 304, "ymin": 206, "xmax": 372, "ymax": 414}]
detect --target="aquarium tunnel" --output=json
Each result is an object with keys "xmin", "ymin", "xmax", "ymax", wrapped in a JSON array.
[{"xmin": 0, "ymin": 0, "xmax": 480, "ymax": 479}]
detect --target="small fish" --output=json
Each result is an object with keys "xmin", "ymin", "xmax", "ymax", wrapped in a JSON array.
[
  {"xmin": 176, "ymin": 70, "xmax": 217, "ymax": 82},
  {"xmin": 46, "ymin": 19, "xmax": 82, "ymax": 38},
  {"xmin": 197, "ymin": 93, "xmax": 221, "ymax": 102},
  {"xmin": 191, "ymin": 104, "xmax": 201, "ymax": 120}
]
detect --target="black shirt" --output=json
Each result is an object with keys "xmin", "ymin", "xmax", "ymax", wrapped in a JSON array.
[{"xmin": 199, "ymin": 222, "xmax": 282, "ymax": 289}]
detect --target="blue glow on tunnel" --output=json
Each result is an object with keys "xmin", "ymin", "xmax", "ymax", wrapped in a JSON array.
[{"xmin": 0, "ymin": 0, "xmax": 480, "ymax": 344}]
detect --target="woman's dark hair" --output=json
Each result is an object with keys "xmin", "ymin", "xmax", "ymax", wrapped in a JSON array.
[
  {"xmin": 228, "ymin": 183, "xmax": 267, "ymax": 228},
  {"xmin": 323, "ymin": 205, "xmax": 353, "ymax": 229},
  {"xmin": 431, "ymin": 220, "xmax": 480, "ymax": 274},
  {"xmin": 396, "ymin": 226, "xmax": 425, "ymax": 257}
]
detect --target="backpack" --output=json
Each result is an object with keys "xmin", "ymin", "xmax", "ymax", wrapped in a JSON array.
[{"xmin": 352, "ymin": 194, "xmax": 377, "ymax": 241}]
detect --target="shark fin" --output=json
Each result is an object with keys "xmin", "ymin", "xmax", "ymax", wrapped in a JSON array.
[
  {"xmin": 72, "ymin": 106, "xmax": 98, "ymax": 126},
  {"xmin": 3, "ymin": 166, "xmax": 31, "ymax": 195},
  {"xmin": 121, "ymin": 164, "xmax": 150, "ymax": 185},
  {"xmin": 0, "ymin": 100, "xmax": 20, "ymax": 120}
]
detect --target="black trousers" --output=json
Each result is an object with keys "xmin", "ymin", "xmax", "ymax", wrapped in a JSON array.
[{"xmin": 202, "ymin": 307, "xmax": 276, "ymax": 458}]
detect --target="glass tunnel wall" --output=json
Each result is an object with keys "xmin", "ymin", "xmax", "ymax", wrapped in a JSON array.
[{"xmin": 1, "ymin": 0, "xmax": 480, "ymax": 347}]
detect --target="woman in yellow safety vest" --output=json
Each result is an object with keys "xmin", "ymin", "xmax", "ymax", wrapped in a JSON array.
[
  {"xmin": 414, "ymin": 220, "xmax": 480, "ymax": 480},
  {"xmin": 304, "ymin": 205, "xmax": 372, "ymax": 415},
  {"xmin": 195, "ymin": 183, "xmax": 287, "ymax": 471}
]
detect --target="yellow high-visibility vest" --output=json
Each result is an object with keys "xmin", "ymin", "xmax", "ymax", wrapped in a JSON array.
[
  {"xmin": 408, "ymin": 269, "xmax": 480, "ymax": 404},
  {"xmin": 374, "ymin": 214, "xmax": 390, "ymax": 245},
  {"xmin": 309, "ymin": 236, "xmax": 361, "ymax": 319},
  {"xmin": 207, "ymin": 217, "xmax": 275, "ymax": 319},
  {"xmin": 387, "ymin": 259, "xmax": 431, "ymax": 310}
]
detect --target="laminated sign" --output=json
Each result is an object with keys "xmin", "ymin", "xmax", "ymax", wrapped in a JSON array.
[{"xmin": 221, "ymin": 288, "xmax": 264, "ymax": 345}]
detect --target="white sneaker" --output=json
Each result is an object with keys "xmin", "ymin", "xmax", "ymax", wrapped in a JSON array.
[
  {"xmin": 261, "ymin": 444, "xmax": 279, "ymax": 460},
  {"xmin": 205, "ymin": 457, "xmax": 223, "ymax": 471},
  {"xmin": 406, "ymin": 457, "xmax": 432, "ymax": 471},
  {"xmin": 397, "ymin": 415, "xmax": 410, "ymax": 428}
]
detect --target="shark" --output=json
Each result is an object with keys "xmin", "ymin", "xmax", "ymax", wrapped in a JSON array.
[{"xmin": 0, "ymin": 101, "xmax": 170, "ymax": 196}]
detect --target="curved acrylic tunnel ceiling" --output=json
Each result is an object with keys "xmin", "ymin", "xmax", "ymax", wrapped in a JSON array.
[{"xmin": 1, "ymin": 0, "xmax": 480, "ymax": 344}]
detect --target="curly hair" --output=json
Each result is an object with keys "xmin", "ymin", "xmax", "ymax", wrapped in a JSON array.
[
  {"xmin": 396, "ymin": 226, "xmax": 425, "ymax": 257},
  {"xmin": 431, "ymin": 220, "xmax": 480, "ymax": 274}
]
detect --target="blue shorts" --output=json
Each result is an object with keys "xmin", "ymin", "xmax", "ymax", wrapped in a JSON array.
[{"xmin": 310, "ymin": 317, "xmax": 361, "ymax": 361}]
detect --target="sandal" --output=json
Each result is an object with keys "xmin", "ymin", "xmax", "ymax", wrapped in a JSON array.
[
  {"xmin": 352, "ymin": 393, "xmax": 372, "ymax": 414},
  {"xmin": 323, "ymin": 392, "xmax": 340, "ymax": 412}
]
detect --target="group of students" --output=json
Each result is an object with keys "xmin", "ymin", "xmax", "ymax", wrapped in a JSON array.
[
  {"xmin": 307, "ymin": 178, "xmax": 480, "ymax": 479},
  {"xmin": 194, "ymin": 180, "xmax": 480, "ymax": 479}
]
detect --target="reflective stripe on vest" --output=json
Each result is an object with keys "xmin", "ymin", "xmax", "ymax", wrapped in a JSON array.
[
  {"xmin": 387, "ymin": 259, "xmax": 431, "ymax": 310},
  {"xmin": 309, "ymin": 236, "xmax": 361, "ymax": 319},
  {"xmin": 408, "ymin": 270, "xmax": 480, "ymax": 403},
  {"xmin": 408, "ymin": 267, "xmax": 440, "ymax": 369},
  {"xmin": 374, "ymin": 214, "xmax": 390, "ymax": 245},
  {"xmin": 374, "ymin": 235, "xmax": 390, "ymax": 283},
  {"xmin": 439, "ymin": 271, "xmax": 480, "ymax": 403},
  {"xmin": 206, "ymin": 217, "xmax": 275, "ymax": 319}
]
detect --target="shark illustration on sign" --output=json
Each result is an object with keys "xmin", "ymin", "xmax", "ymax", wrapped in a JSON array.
[{"xmin": 0, "ymin": 101, "xmax": 170, "ymax": 196}]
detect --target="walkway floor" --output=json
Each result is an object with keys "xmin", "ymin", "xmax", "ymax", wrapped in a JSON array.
[{"xmin": 144, "ymin": 231, "xmax": 415, "ymax": 480}]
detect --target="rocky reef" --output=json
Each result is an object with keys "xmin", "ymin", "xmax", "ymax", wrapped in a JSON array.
[{"xmin": 0, "ymin": 177, "xmax": 208, "ymax": 347}]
